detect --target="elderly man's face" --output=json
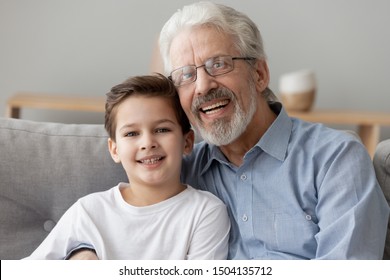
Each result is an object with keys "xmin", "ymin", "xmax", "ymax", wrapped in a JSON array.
[{"xmin": 169, "ymin": 26, "xmax": 260, "ymax": 145}]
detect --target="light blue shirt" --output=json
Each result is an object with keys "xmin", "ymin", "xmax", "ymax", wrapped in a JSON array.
[{"xmin": 182, "ymin": 102, "xmax": 390, "ymax": 259}]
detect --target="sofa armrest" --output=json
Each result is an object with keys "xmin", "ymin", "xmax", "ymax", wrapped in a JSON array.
[{"xmin": 373, "ymin": 139, "xmax": 390, "ymax": 259}]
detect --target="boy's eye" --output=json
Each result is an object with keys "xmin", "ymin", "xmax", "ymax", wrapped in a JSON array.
[
  {"xmin": 155, "ymin": 128, "xmax": 171, "ymax": 133},
  {"xmin": 125, "ymin": 131, "xmax": 138, "ymax": 137}
]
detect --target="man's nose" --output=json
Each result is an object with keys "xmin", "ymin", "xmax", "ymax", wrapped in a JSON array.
[{"xmin": 194, "ymin": 67, "xmax": 218, "ymax": 96}]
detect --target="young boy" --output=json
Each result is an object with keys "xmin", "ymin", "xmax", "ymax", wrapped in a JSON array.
[{"xmin": 25, "ymin": 74, "xmax": 230, "ymax": 260}]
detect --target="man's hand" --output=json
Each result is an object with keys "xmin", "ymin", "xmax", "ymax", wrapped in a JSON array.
[{"xmin": 68, "ymin": 249, "xmax": 99, "ymax": 260}]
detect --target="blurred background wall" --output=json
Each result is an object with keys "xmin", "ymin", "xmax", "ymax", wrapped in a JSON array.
[{"xmin": 1, "ymin": 0, "xmax": 389, "ymax": 139}]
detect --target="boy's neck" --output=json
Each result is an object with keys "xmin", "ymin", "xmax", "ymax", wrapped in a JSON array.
[{"xmin": 120, "ymin": 183, "xmax": 187, "ymax": 207}]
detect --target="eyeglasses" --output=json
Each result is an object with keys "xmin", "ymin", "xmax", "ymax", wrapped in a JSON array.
[{"xmin": 169, "ymin": 56, "xmax": 256, "ymax": 87}]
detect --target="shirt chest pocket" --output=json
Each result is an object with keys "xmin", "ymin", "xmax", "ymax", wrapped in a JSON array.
[{"xmin": 253, "ymin": 211, "xmax": 319, "ymax": 258}]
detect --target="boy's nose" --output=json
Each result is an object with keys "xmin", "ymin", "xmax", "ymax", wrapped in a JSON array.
[{"xmin": 140, "ymin": 134, "xmax": 158, "ymax": 150}]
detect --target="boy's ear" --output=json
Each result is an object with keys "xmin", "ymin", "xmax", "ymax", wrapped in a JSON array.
[
  {"xmin": 108, "ymin": 138, "xmax": 121, "ymax": 163},
  {"xmin": 183, "ymin": 129, "xmax": 195, "ymax": 155}
]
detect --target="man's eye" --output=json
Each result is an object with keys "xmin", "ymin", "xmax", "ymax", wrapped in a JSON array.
[
  {"xmin": 182, "ymin": 71, "xmax": 194, "ymax": 81},
  {"xmin": 212, "ymin": 60, "xmax": 226, "ymax": 69}
]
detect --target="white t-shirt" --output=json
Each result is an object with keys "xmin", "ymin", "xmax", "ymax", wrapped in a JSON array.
[{"xmin": 25, "ymin": 184, "xmax": 230, "ymax": 260}]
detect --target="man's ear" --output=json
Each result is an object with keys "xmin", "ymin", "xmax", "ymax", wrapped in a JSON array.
[
  {"xmin": 183, "ymin": 129, "xmax": 195, "ymax": 155},
  {"xmin": 108, "ymin": 138, "xmax": 121, "ymax": 163},
  {"xmin": 254, "ymin": 59, "xmax": 270, "ymax": 93}
]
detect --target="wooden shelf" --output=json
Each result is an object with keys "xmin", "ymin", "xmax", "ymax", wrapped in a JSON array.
[{"xmin": 6, "ymin": 92, "xmax": 106, "ymax": 119}]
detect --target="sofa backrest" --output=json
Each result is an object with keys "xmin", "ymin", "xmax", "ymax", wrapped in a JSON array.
[
  {"xmin": 373, "ymin": 139, "xmax": 390, "ymax": 259},
  {"xmin": 0, "ymin": 118, "xmax": 127, "ymax": 259}
]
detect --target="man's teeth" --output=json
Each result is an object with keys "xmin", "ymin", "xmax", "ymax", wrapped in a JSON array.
[
  {"xmin": 201, "ymin": 100, "xmax": 229, "ymax": 114},
  {"xmin": 139, "ymin": 157, "xmax": 162, "ymax": 164}
]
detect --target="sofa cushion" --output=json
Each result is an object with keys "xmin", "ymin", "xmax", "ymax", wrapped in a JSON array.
[
  {"xmin": 0, "ymin": 118, "xmax": 127, "ymax": 259},
  {"xmin": 373, "ymin": 139, "xmax": 390, "ymax": 259}
]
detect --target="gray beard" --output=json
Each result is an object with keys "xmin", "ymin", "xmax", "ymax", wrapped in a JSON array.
[{"xmin": 192, "ymin": 86, "xmax": 257, "ymax": 146}]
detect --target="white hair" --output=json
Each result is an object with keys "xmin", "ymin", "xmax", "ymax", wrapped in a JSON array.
[{"xmin": 159, "ymin": 1, "xmax": 266, "ymax": 74}]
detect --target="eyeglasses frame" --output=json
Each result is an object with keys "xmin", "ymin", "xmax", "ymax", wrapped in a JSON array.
[{"xmin": 168, "ymin": 56, "xmax": 256, "ymax": 87}]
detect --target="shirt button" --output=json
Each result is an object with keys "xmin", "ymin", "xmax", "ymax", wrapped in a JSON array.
[
  {"xmin": 305, "ymin": 214, "xmax": 312, "ymax": 221},
  {"xmin": 242, "ymin": 214, "xmax": 248, "ymax": 222},
  {"xmin": 240, "ymin": 174, "xmax": 247, "ymax": 181}
]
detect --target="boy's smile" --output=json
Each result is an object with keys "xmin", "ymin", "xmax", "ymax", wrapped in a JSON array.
[{"xmin": 136, "ymin": 155, "xmax": 165, "ymax": 167}]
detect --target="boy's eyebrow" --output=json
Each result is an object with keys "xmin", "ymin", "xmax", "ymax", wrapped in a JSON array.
[{"xmin": 118, "ymin": 119, "xmax": 177, "ymax": 132}]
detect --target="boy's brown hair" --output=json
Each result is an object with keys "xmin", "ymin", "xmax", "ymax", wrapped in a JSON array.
[{"xmin": 105, "ymin": 73, "xmax": 191, "ymax": 141}]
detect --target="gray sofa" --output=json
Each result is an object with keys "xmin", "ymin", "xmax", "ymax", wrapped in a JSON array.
[
  {"xmin": 0, "ymin": 117, "xmax": 127, "ymax": 259},
  {"xmin": 0, "ymin": 117, "xmax": 389, "ymax": 259}
]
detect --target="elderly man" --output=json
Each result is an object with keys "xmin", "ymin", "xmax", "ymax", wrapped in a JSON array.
[{"xmin": 157, "ymin": 1, "xmax": 389, "ymax": 259}]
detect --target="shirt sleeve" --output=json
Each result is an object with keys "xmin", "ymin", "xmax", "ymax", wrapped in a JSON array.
[
  {"xmin": 186, "ymin": 201, "xmax": 231, "ymax": 260},
  {"xmin": 23, "ymin": 200, "xmax": 94, "ymax": 260},
  {"xmin": 315, "ymin": 140, "xmax": 390, "ymax": 259}
]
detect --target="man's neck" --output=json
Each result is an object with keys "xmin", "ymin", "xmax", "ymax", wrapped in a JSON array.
[{"xmin": 219, "ymin": 102, "xmax": 277, "ymax": 167}]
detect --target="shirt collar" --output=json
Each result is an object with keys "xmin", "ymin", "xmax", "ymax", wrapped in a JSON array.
[
  {"xmin": 257, "ymin": 102, "xmax": 291, "ymax": 161},
  {"xmin": 201, "ymin": 102, "xmax": 292, "ymax": 174}
]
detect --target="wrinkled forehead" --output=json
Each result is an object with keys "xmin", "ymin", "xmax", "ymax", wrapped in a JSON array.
[{"xmin": 168, "ymin": 25, "xmax": 237, "ymax": 71}]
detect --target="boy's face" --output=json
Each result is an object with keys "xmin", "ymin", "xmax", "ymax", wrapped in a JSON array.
[{"xmin": 108, "ymin": 95, "xmax": 194, "ymax": 188}]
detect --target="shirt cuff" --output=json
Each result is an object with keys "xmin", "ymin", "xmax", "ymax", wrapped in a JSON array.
[{"xmin": 65, "ymin": 243, "xmax": 95, "ymax": 260}]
